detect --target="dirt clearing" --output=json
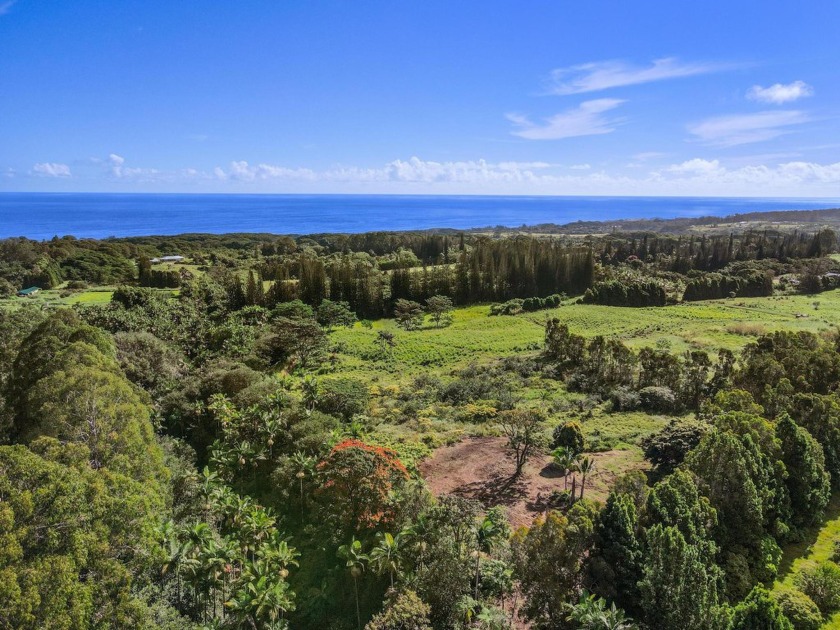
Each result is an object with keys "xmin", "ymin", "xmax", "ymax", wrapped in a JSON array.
[{"xmin": 419, "ymin": 436, "xmax": 649, "ymax": 528}]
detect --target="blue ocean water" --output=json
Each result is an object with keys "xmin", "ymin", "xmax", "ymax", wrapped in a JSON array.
[{"xmin": 0, "ymin": 193, "xmax": 838, "ymax": 240}]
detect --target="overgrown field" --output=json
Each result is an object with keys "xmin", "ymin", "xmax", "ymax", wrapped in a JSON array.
[{"xmin": 330, "ymin": 291, "xmax": 840, "ymax": 383}]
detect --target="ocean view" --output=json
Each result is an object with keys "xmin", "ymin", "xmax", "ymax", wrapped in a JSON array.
[{"xmin": 2, "ymin": 192, "xmax": 839, "ymax": 239}]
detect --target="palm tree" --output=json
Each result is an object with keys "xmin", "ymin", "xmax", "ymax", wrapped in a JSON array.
[
  {"xmin": 158, "ymin": 520, "xmax": 188, "ymax": 606},
  {"xmin": 369, "ymin": 531, "xmax": 402, "ymax": 589},
  {"xmin": 301, "ymin": 375, "xmax": 318, "ymax": 412},
  {"xmin": 565, "ymin": 592, "xmax": 637, "ymax": 629},
  {"xmin": 290, "ymin": 451, "xmax": 315, "ymax": 506},
  {"xmin": 227, "ymin": 560, "xmax": 295, "ymax": 629},
  {"xmin": 576, "ymin": 456, "xmax": 596, "ymax": 500},
  {"xmin": 552, "ymin": 447, "xmax": 576, "ymax": 491},
  {"xmin": 473, "ymin": 516, "xmax": 503, "ymax": 599},
  {"xmin": 337, "ymin": 537, "xmax": 369, "ymax": 630},
  {"xmin": 400, "ymin": 516, "xmax": 432, "ymax": 569}
]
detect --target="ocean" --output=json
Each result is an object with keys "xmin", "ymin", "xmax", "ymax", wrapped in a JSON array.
[{"xmin": 1, "ymin": 193, "xmax": 839, "ymax": 240}]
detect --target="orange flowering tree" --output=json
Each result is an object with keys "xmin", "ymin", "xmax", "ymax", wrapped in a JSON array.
[{"xmin": 317, "ymin": 439, "xmax": 409, "ymax": 534}]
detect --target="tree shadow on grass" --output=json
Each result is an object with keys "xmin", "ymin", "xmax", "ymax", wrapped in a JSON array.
[{"xmin": 777, "ymin": 493, "xmax": 840, "ymax": 580}]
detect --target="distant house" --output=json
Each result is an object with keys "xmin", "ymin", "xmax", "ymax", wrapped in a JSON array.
[
  {"xmin": 17, "ymin": 286, "xmax": 40, "ymax": 297},
  {"xmin": 150, "ymin": 255, "xmax": 185, "ymax": 263}
]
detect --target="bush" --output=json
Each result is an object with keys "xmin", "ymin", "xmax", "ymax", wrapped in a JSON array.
[
  {"xmin": 316, "ymin": 377, "xmax": 370, "ymax": 420},
  {"xmin": 638, "ymin": 386, "xmax": 678, "ymax": 413},
  {"xmin": 642, "ymin": 418, "xmax": 710, "ymax": 473},
  {"xmin": 774, "ymin": 589, "xmax": 823, "ymax": 630},
  {"xmin": 551, "ymin": 421, "xmax": 584, "ymax": 454},
  {"xmin": 609, "ymin": 386, "xmax": 641, "ymax": 411},
  {"xmin": 795, "ymin": 561, "xmax": 840, "ymax": 615}
]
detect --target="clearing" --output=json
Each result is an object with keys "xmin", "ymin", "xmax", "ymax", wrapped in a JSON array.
[{"xmin": 419, "ymin": 436, "xmax": 649, "ymax": 528}]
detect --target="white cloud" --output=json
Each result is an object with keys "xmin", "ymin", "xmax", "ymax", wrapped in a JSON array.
[
  {"xmin": 548, "ymin": 58, "xmax": 725, "ymax": 95},
  {"xmin": 747, "ymin": 81, "xmax": 813, "ymax": 104},
  {"xmin": 204, "ymin": 155, "xmax": 840, "ymax": 195},
  {"xmin": 654, "ymin": 158, "xmax": 840, "ymax": 188},
  {"xmin": 507, "ymin": 98, "xmax": 625, "ymax": 140},
  {"xmin": 0, "ymin": 1, "xmax": 17, "ymax": 16},
  {"xmin": 570, "ymin": 164, "xmax": 591, "ymax": 170},
  {"xmin": 32, "ymin": 162, "xmax": 71, "ymax": 177},
  {"xmin": 688, "ymin": 110, "xmax": 809, "ymax": 146},
  {"xmin": 3, "ymin": 168, "xmax": 15, "ymax": 178},
  {"xmin": 214, "ymin": 161, "xmax": 317, "ymax": 182},
  {"xmin": 665, "ymin": 158, "xmax": 725, "ymax": 175}
]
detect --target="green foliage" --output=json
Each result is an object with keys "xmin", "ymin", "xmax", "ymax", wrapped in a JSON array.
[
  {"xmin": 795, "ymin": 561, "xmax": 840, "ymax": 616},
  {"xmin": 565, "ymin": 592, "xmax": 638, "ymax": 630},
  {"xmin": 316, "ymin": 377, "xmax": 371, "ymax": 421},
  {"xmin": 511, "ymin": 502, "xmax": 598, "ymax": 628},
  {"xmin": 552, "ymin": 421, "xmax": 585, "ymax": 454},
  {"xmin": 583, "ymin": 279, "xmax": 667, "ymax": 307},
  {"xmin": 498, "ymin": 408, "xmax": 546, "ymax": 477},
  {"xmin": 394, "ymin": 299, "xmax": 425, "ymax": 331},
  {"xmin": 642, "ymin": 417, "xmax": 710, "ymax": 474},
  {"xmin": 365, "ymin": 589, "xmax": 432, "ymax": 630},
  {"xmin": 729, "ymin": 586, "xmax": 793, "ymax": 630},
  {"xmin": 639, "ymin": 523, "xmax": 725, "ymax": 630},
  {"xmin": 773, "ymin": 589, "xmax": 822, "ymax": 630},
  {"xmin": 588, "ymin": 492, "xmax": 642, "ymax": 610},
  {"xmin": 317, "ymin": 298, "xmax": 357, "ymax": 330},
  {"xmin": 776, "ymin": 415, "xmax": 830, "ymax": 531}
]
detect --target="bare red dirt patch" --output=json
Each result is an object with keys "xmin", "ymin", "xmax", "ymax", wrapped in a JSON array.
[{"xmin": 419, "ymin": 436, "xmax": 649, "ymax": 529}]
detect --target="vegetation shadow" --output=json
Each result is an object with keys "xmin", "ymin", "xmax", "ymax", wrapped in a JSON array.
[{"xmin": 451, "ymin": 472, "xmax": 527, "ymax": 507}]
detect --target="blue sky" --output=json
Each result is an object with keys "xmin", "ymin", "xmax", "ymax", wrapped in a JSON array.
[{"xmin": 1, "ymin": 1, "xmax": 839, "ymax": 196}]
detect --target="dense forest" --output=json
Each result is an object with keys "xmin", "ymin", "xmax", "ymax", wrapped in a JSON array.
[{"xmin": 3, "ymin": 221, "xmax": 840, "ymax": 629}]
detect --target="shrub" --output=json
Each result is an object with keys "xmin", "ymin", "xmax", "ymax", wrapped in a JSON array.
[
  {"xmin": 774, "ymin": 588, "xmax": 823, "ymax": 630},
  {"xmin": 551, "ymin": 421, "xmax": 584, "ymax": 454},
  {"xmin": 609, "ymin": 386, "xmax": 641, "ymax": 411},
  {"xmin": 795, "ymin": 561, "xmax": 840, "ymax": 615},
  {"xmin": 316, "ymin": 377, "xmax": 370, "ymax": 420},
  {"xmin": 642, "ymin": 418, "xmax": 710, "ymax": 473},
  {"xmin": 638, "ymin": 386, "xmax": 678, "ymax": 414}
]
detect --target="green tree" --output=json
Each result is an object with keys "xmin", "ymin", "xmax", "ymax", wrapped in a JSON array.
[
  {"xmin": 370, "ymin": 532, "xmax": 403, "ymax": 589},
  {"xmin": 260, "ymin": 315, "xmax": 327, "ymax": 369},
  {"xmin": 511, "ymin": 501, "xmax": 598, "ymax": 628},
  {"xmin": 317, "ymin": 299, "xmax": 357, "ymax": 331},
  {"xmin": 365, "ymin": 588, "xmax": 432, "ymax": 630},
  {"xmin": 394, "ymin": 299, "xmax": 424, "ymax": 331},
  {"xmin": 338, "ymin": 537, "xmax": 370, "ymax": 630},
  {"xmin": 795, "ymin": 561, "xmax": 840, "ymax": 616},
  {"xmin": 499, "ymin": 409, "xmax": 545, "ymax": 477},
  {"xmin": 565, "ymin": 592, "xmax": 638, "ymax": 630},
  {"xmin": 588, "ymin": 492, "xmax": 642, "ymax": 610},
  {"xmin": 776, "ymin": 414, "xmax": 830, "ymax": 531},
  {"xmin": 639, "ymin": 524, "xmax": 725, "ymax": 630},
  {"xmin": 773, "ymin": 589, "xmax": 822, "ymax": 630},
  {"xmin": 729, "ymin": 586, "xmax": 793, "ymax": 630},
  {"xmin": 425, "ymin": 295, "xmax": 453, "ymax": 328},
  {"xmin": 552, "ymin": 421, "xmax": 585, "ymax": 455}
]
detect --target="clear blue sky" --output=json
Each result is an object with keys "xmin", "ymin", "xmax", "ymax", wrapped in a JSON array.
[{"xmin": 2, "ymin": 1, "xmax": 839, "ymax": 195}]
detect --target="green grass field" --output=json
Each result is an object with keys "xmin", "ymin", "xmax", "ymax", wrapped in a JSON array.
[{"xmin": 329, "ymin": 291, "xmax": 840, "ymax": 385}]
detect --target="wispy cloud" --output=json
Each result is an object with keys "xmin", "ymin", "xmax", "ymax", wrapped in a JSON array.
[
  {"xmin": 0, "ymin": 1, "xmax": 17, "ymax": 16},
  {"xmin": 32, "ymin": 162, "xmax": 71, "ymax": 177},
  {"xmin": 214, "ymin": 161, "xmax": 317, "ymax": 182},
  {"xmin": 547, "ymin": 58, "xmax": 726, "ymax": 95},
  {"xmin": 747, "ymin": 80, "xmax": 813, "ymax": 104},
  {"xmin": 507, "ymin": 98, "xmax": 625, "ymax": 140},
  {"xmin": 688, "ymin": 110, "xmax": 809, "ymax": 146},
  {"xmin": 665, "ymin": 158, "xmax": 725, "ymax": 175}
]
